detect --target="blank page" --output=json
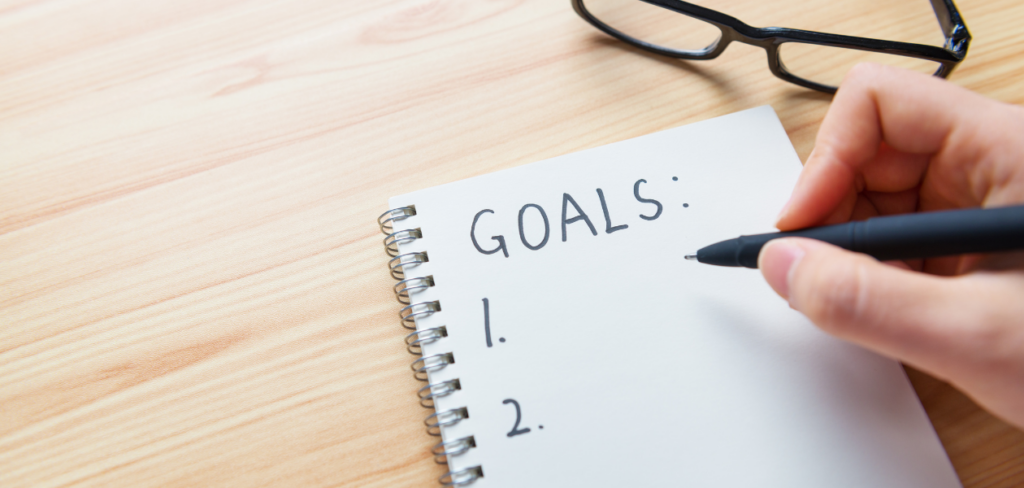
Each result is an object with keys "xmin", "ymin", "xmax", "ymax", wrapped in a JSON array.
[{"xmin": 389, "ymin": 106, "xmax": 960, "ymax": 487}]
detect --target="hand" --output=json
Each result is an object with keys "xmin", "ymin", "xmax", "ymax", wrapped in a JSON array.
[{"xmin": 759, "ymin": 63, "xmax": 1024, "ymax": 429}]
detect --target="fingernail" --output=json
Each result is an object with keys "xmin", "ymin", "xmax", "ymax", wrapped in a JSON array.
[{"xmin": 760, "ymin": 239, "xmax": 806, "ymax": 301}]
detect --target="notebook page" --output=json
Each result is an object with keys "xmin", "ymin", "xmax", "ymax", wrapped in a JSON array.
[{"xmin": 389, "ymin": 106, "xmax": 960, "ymax": 487}]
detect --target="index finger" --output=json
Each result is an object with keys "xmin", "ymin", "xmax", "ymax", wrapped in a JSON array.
[{"xmin": 776, "ymin": 63, "xmax": 1004, "ymax": 230}]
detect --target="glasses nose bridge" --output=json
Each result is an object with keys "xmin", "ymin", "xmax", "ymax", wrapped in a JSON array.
[{"xmin": 716, "ymin": 23, "xmax": 777, "ymax": 53}]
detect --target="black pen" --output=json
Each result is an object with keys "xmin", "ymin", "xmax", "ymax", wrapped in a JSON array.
[{"xmin": 685, "ymin": 204, "xmax": 1024, "ymax": 268}]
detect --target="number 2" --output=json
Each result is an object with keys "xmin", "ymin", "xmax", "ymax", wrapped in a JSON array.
[{"xmin": 502, "ymin": 398, "xmax": 531, "ymax": 437}]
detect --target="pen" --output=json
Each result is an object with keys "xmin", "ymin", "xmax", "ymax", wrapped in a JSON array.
[{"xmin": 685, "ymin": 204, "xmax": 1024, "ymax": 268}]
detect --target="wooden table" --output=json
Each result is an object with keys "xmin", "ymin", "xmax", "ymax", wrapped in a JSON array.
[{"xmin": 2, "ymin": 0, "xmax": 1022, "ymax": 486}]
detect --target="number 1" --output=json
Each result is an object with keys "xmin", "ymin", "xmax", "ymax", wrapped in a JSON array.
[{"xmin": 483, "ymin": 298, "xmax": 492, "ymax": 348}]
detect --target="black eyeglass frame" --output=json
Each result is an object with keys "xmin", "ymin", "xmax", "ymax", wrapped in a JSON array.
[{"xmin": 572, "ymin": 0, "xmax": 971, "ymax": 93}]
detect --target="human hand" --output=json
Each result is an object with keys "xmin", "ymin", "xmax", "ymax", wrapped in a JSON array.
[{"xmin": 759, "ymin": 63, "xmax": 1024, "ymax": 429}]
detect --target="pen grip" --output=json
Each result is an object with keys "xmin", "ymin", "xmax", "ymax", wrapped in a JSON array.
[
  {"xmin": 854, "ymin": 205, "xmax": 1024, "ymax": 261},
  {"xmin": 735, "ymin": 205, "xmax": 1024, "ymax": 267}
]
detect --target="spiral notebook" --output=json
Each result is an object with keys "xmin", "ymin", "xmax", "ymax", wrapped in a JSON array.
[{"xmin": 377, "ymin": 106, "xmax": 961, "ymax": 487}]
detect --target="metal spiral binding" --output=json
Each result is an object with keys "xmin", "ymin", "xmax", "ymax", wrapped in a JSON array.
[
  {"xmin": 389, "ymin": 252, "xmax": 428, "ymax": 280},
  {"xmin": 411, "ymin": 352, "xmax": 454, "ymax": 381},
  {"xmin": 432, "ymin": 436, "xmax": 476, "ymax": 464},
  {"xmin": 399, "ymin": 301, "xmax": 441, "ymax": 330},
  {"xmin": 425, "ymin": 407, "xmax": 469, "ymax": 436},
  {"xmin": 379, "ymin": 206, "xmax": 416, "ymax": 234},
  {"xmin": 440, "ymin": 466, "xmax": 484, "ymax": 487},
  {"xmin": 418, "ymin": 379, "xmax": 461, "ymax": 408},
  {"xmin": 378, "ymin": 206, "xmax": 482, "ymax": 486},
  {"xmin": 384, "ymin": 228, "xmax": 421, "ymax": 257},
  {"xmin": 394, "ymin": 276, "xmax": 434, "ymax": 305},
  {"xmin": 405, "ymin": 326, "xmax": 447, "ymax": 355}
]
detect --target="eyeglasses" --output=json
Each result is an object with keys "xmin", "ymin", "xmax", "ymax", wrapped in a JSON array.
[{"xmin": 572, "ymin": 0, "xmax": 971, "ymax": 93}]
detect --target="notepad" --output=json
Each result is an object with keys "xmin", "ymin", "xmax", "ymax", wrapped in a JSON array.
[{"xmin": 378, "ymin": 106, "xmax": 961, "ymax": 487}]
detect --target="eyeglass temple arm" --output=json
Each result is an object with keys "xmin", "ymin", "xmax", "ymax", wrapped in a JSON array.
[{"xmin": 929, "ymin": 0, "xmax": 971, "ymax": 55}]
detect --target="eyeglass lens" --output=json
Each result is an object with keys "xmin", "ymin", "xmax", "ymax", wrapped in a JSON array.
[
  {"xmin": 778, "ymin": 43, "xmax": 941, "ymax": 87},
  {"xmin": 582, "ymin": 0, "xmax": 944, "ymax": 88},
  {"xmin": 583, "ymin": 0, "xmax": 721, "ymax": 53}
]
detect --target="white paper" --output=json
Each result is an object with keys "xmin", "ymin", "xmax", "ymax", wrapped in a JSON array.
[{"xmin": 389, "ymin": 106, "xmax": 960, "ymax": 487}]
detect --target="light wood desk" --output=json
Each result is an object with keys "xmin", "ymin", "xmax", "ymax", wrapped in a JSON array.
[{"xmin": 2, "ymin": 0, "xmax": 1022, "ymax": 486}]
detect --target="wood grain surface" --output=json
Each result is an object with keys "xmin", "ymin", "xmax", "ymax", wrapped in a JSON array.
[{"xmin": 2, "ymin": 0, "xmax": 1022, "ymax": 486}]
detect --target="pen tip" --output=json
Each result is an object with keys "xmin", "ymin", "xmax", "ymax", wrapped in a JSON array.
[{"xmin": 684, "ymin": 254, "xmax": 697, "ymax": 261}]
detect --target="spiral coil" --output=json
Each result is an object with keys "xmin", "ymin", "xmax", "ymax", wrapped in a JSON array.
[
  {"xmin": 378, "ymin": 206, "xmax": 482, "ymax": 487},
  {"xmin": 405, "ymin": 326, "xmax": 447, "ymax": 355}
]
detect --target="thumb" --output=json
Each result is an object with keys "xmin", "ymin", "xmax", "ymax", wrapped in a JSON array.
[{"xmin": 758, "ymin": 237, "xmax": 986, "ymax": 374}]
